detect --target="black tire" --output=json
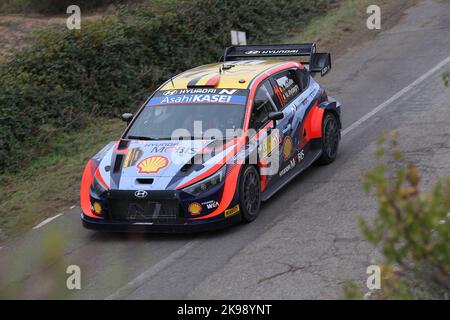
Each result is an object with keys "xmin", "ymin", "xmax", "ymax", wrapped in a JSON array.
[
  {"xmin": 238, "ymin": 165, "xmax": 261, "ymax": 223},
  {"xmin": 317, "ymin": 112, "xmax": 340, "ymax": 165}
]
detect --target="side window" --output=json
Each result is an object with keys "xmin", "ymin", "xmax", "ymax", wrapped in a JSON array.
[
  {"xmin": 272, "ymin": 70, "xmax": 301, "ymax": 109},
  {"xmin": 297, "ymin": 68, "xmax": 310, "ymax": 91},
  {"xmin": 249, "ymin": 80, "xmax": 278, "ymax": 131}
]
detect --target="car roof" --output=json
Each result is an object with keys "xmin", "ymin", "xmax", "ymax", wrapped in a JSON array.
[{"xmin": 159, "ymin": 60, "xmax": 296, "ymax": 91}]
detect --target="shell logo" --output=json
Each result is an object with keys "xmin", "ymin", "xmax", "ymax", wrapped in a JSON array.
[
  {"xmin": 282, "ymin": 136, "xmax": 293, "ymax": 161},
  {"xmin": 188, "ymin": 202, "xmax": 202, "ymax": 215},
  {"xmin": 137, "ymin": 156, "xmax": 169, "ymax": 174}
]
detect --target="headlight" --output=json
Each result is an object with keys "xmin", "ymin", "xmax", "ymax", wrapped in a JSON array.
[
  {"xmin": 91, "ymin": 174, "xmax": 107, "ymax": 196},
  {"xmin": 183, "ymin": 166, "xmax": 226, "ymax": 196}
]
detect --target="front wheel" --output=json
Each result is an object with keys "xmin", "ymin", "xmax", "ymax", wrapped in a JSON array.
[
  {"xmin": 239, "ymin": 165, "xmax": 261, "ymax": 223},
  {"xmin": 317, "ymin": 112, "xmax": 340, "ymax": 165}
]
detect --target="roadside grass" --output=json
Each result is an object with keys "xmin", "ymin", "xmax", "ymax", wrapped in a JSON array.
[
  {"xmin": 0, "ymin": 119, "xmax": 124, "ymax": 242},
  {"xmin": 0, "ymin": 20, "xmax": 18, "ymax": 28}
]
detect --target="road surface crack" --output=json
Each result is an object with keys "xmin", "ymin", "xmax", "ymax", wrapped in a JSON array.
[{"xmin": 257, "ymin": 262, "xmax": 309, "ymax": 285}]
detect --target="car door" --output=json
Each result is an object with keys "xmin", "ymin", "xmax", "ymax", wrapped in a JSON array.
[
  {"xmin": 269, "ymin": 69, "xmax": 303, "ymax": 183},
  {"xmin": 247, "ymin": 79, "xmax": 281, "ymax": 192}
]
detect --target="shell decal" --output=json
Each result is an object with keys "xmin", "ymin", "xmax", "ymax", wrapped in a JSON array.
[
  {"xmin": 188, "ymin": 202, "xmax": 202, "ymax": 215},
  {"xmin": 282, "ymin": 136, "xmax": 293, "ymax": 161},
  {"xmin": 137, "ymin": 156, "xmax": 169, "ymax": 174}
]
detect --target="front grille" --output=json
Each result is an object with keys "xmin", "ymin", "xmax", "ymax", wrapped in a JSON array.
[{"xmin": 106, "ymin": 190, "xmax": 182, "ymax": 222}]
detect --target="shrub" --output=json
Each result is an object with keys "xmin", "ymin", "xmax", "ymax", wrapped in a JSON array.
[{"xmin": 347, "ymin": 131, "xmax": 450, "ymax": 299}]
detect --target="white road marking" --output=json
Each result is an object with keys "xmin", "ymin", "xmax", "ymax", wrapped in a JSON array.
[
  {"xmin": 30, "ymin": 205, "xmax": 76, "ymax": 231},
  {"xmin": 342, "ymin": 56, "xmax": 450, "ymax": 137},
  {"xmin": 32, "ymin": 213, "xmax": 63, "ymax": 230},
  {"xmin": 105, "ymin": 239, "xmax": 200, "ymax": 300}
]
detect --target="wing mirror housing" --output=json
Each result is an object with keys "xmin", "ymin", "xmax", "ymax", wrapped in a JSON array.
[
  {"xmin": 268, "ymin": 111, "xmax": 284, "ymax": 121},
  {"xmin": 121, "ymin": 113, "xmax": 133, "ymax": 124}
]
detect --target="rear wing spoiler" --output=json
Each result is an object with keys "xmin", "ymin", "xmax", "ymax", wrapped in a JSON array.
[{"xmin": 222, "ymin": 43, "xmax": 331, "ymax": 77}]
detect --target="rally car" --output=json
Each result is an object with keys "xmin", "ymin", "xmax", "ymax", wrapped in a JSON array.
[{"xmin": 80, "ymin": 43, "xmax": 342, "ymax": 232}]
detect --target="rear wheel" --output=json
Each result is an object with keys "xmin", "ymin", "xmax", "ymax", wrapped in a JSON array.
[
  {"xmin": 239, "ymin": 165, "xmax": 261, "ymax": 223},
  {"xmin": 317, "ymin": 112, "xmax": 340, "ymax": 165}
]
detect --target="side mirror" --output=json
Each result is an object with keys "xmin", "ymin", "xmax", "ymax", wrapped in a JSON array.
[
  {"xmin": 121, "ymin": 113, "xmax": 133, "ymax": 124},
  {"xmin": 268, "ymin": 111, "xmax": 284, "ymax": 121}
]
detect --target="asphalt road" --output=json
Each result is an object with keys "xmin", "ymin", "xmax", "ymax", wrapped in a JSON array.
[{"xmin": 1, "ymin": 0, "xmax": 450, "ymax": 299}]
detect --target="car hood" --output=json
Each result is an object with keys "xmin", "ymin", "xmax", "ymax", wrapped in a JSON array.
[{"xmin": 95, "ymin": 139, "xmax": 237, "ymax": 191}]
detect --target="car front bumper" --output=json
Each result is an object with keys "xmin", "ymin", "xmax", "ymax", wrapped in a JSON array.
[{"xmin": 81, "ymin": 212, "xmax": 241, "ymax": 233}]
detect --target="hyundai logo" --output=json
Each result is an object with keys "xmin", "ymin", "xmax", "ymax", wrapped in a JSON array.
[
  {"xmin": 134, "ymin": 190, "xmax": 148, "ymax": 198},
  {"xmin": 163, "ymin": 90, "xmax": 178, "ymax": 96}
]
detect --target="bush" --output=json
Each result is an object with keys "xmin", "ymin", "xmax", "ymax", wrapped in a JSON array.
[
  {"xmin": 350, "ymin": 131, "xmax": 450, "ymax": 299},
  {"xmin": 0, "ymin": 0, "xmax": 337, "ymax": 172}
]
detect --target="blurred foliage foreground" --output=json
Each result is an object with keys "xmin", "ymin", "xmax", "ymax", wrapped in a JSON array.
[{"xmin": 345, "ymin": 130, "xmax": 450, "ymax": 299}]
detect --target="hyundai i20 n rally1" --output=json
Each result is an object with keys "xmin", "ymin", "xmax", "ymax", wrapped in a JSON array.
[{"xmin": 80, "ymin": 43, "xmax": 342, "ymax": 232}]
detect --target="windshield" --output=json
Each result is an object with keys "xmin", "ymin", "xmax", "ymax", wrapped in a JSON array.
[{"xmin": 125, "ymin": 104, "xmax": 246, "ymax": 140}]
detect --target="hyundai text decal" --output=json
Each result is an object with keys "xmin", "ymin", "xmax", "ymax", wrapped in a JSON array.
[{"xmin": 244, "ymin": 49, "xmax": 300, "ymax": 55}]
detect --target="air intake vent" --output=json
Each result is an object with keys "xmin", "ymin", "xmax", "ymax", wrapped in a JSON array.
[
  {"xmin": 117, "ymin": 139, "xmax": 129, "ymax": 150},
  {"xmin": 181, "ymin": 160, "xmax": 204, "ymax": 172},
  {"xmin": 113, "ymin": 155, "xmax": 124, "ymax": 173},
  {"xmin": 136, "ymin": 178, "xmax": 154, "ymax": 184}
]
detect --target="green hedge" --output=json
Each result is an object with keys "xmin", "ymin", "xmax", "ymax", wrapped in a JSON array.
[{"xmin": 0, "ymin": 0, "xmax": 336, "ymax": 172}]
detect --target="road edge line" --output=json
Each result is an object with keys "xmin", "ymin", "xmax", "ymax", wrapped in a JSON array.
[
  {"xmin": 342, "ymin": 56, "xmax": 450, "ymax": 137},
  {"xmin": 32, "ymin": 213, "xmax": 63, "ymax": 230}
]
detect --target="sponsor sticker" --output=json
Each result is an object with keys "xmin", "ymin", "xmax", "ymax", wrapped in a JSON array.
[
  {"xmin": 279, "ymin": 158, "xmax": 296, "ymax": 177},
  {"xmin": 148, "ymin": 89, "xmax": 249, "ymax": 106},
  {"xmin": 224, "ymin": 204, "xmax": 240, "ymax": 218},
  {"xmin": 149, "ymin": 94, "xmax": 246, "ymax": 105},
  {"xmin": 279, "ymin": 149, "xmax": 305, "ymax": 177},
  {"xmin": 282, "ymin": 136, "xmax": 293, "ymax": 161},
  {"xmin": 123, "ymin": 147, "xmax": 143, "ymax": 168},
  {"xmin": 297, "ymin": 149, "xmax": 305, "ymax": 163},
  {"xmin": 161, "ymin": 88, "xmax": 239, "ymax": 95},
  {"xmin": 202, "ymin": 200, "xmax": 219, "ymax": 210},
  {"xmin": 188, "ymin": 202, "xmax": 202, "ymax": 215},
  {"xmin": 259, "ymin": 131, "xmax": 281, "ymax": 159},
  {"xmin": 137, "ymin": 156, "xmax": 169, "ymax": 174},
  {"xmin": 244, "ymin": 49, "xmax": 300, "ymax": 55},
  {"xmin": 275, "ymin": 74, "xmax": 300, "ymax": 103},
  {"xmin": 143, "ymin": 142, "xmax": 197, "ymax": 155}
]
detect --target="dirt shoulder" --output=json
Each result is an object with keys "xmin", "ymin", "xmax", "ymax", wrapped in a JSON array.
[{"xmin": 0, "ymin": 14, "xmax": 103, "ymax": 61}]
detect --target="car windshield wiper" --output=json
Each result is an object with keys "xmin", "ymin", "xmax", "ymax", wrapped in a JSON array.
[
  {"xmin": 128, "ymin": 135, "xmax": 213, "ymax": 141},
  {"xmin": 127, "ymin": 135, "xmax": 157, "ymax": 141},
  {"xmin": 127, "ymin": 135, "xmax": 176, "ymax": 141}
]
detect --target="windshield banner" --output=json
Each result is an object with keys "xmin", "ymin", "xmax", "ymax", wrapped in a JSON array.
[{"xmin": 147, "ymin": 88, "xmax": 249, "ymax": 106}]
